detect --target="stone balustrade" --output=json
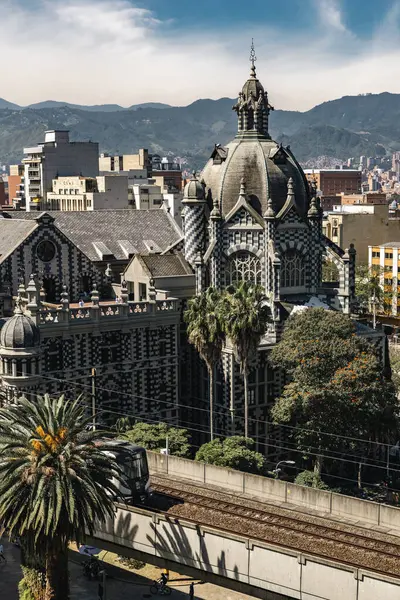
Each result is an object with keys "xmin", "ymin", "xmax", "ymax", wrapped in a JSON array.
[{"xmin": 36, "ymin": 299, "xmax": 178, "ymax": 327}]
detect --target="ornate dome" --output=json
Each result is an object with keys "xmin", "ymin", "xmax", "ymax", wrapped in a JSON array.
[
  {"xmin": 202, "ymin": 46, "xmax": 310, "ymax": 217},
  {"xmin": 0, "ymin": 300, "xmax": 40, "ymax": 349},
  {"xmin": 202, "ymin": 138, "xmax": 310, "ymax": 217},
  {"xmin": 183, "ymin": 175, "xmax": 205, "ymax": 201}
]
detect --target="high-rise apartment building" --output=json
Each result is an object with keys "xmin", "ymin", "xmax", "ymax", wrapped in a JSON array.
[{"xmin": 23, "ymin": 130, "xmax": 99, "ymax": 211}]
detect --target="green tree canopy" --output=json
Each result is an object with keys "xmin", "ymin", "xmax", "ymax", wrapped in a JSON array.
[
  {"xmin": 270, "ymin": 308, "xmax": 399, "ymax": 479},
  {"xmin": 0, "ymin": 394, "xmax": 123, "ymax": 600},
  {"xmin": 355, "ymin": 263, "xmax": 393, "ymax": 315},
  {"xmin": 195, "ymin": 436, "xmax": 265, "ymax": 474},
  {"xmin": 322, "ymin": 259, "xmax": 339, "ymax": 283},
  {"xmin": 123, "ymin": 422, "xmax": 191, "ymax": 458}
]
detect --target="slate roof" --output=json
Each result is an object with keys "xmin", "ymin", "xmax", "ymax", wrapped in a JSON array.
[
  {"xmin": 0, "ymin": 218, "xmax": 38, "ymax": 262},
  {"xmin": 4, "ymin": 210, "xmax": 182, "ymax": 262},
  {"xmin": 202, "ymin": 138, "xmax": 310, "ymax": 218},
  {"xmin": 138, "ymin": 252, "xmax": 193, "ymax": 277}
]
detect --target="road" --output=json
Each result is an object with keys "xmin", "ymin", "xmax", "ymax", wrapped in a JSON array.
[{"xmin": 0, "ymin": 539, "xmax": 255, "ymax": 600}]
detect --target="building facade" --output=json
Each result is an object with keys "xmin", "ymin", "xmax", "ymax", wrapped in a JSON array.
[
  {"xmin": 369, "ymin": 242, "xmax": 400, "ymax": 316},
  {"xmin": 45, "ymin": 175, "xmax": 129, "ymax": 211},
  {"xmin": 304, "ymin": 169, "xmax": 362, "ymax": 196},
  {"xmin": 23, "ymin": 130, "xmax": 99, "ymax": 211},
  {"xmin": 323, "ymin": 204, "xmax": 400, "ymax": 263}
]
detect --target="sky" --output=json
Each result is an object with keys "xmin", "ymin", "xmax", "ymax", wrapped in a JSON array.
[{"xmin": 2, "ymin": 0, "xmax": 400, "ymax": 110}]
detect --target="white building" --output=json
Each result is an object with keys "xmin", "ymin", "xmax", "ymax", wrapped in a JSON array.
[
  {"xmin": 23, "ymin": 130, "xmax": 99, "ymax": 211},
  {"xmin": 45, "ymin": 175, "xmax": 129, "ymax": 211}
]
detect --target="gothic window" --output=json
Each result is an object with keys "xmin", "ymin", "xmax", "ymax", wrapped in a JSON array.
[
  {"xmin": 225, "ymin": 251, "xmax": 262, "ymax": 286},
  {"xmin": 281, "ymin": 250, "xmax": 305, "ymax": 288}
]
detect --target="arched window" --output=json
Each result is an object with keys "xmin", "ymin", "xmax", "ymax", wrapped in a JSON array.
[
  {"xmin": 281, "ymin": 250, "xmax": 305, "ymax": 288},
  {"xmin": 43, "ymin": 277, "xmax": 57, "ymax": 303},
  {"xmin": 225, "ymin": 251, "xmax": 262, "ymax": 286}
]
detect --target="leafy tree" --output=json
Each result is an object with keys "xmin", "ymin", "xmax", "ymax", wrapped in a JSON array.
[
  {"xmin": 322, "ymin": 259, "xmax": 339, "ymax": 283},
  {"xmin": 389, "ymin": 345, "xmax": 400, "ymax": 397},
  {"xmin": 0, "ymin": 394, "xmax": 123, "ymax": 600},
  {"xmin": 355, "ymin": 263, "xmax": 394, "ymax": 322},
  {"xmin": 195, "ymin": 436, "xmax": 265, "ymax": 474},
  {"xmin": 271, "ymin": 308, "xmax": 399, "ymax": 482},
  {"xmin": 221, "ymin": 282, "xmax": 270, "ymax": 438},
  {"xmin": 123, "ymin": 422, "xmax": 191, "ymax": 458},
  {"xmin": 185, "ymin": 287, "xmax": 225, "ymax": 440}
]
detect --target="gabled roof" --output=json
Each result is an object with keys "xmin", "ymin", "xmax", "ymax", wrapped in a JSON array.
[
  {"xmin": 5, "ymin": 210, "xmax": 183, "ymax": 262},
  {"xmin": 0, "ymin": 218, "xmax": 38, "ymax": 263},
  {"xmin": 136, "ymin": 252, "xmax": 193, "ymax": 277},
  {"xmin": 224, "ymin": 195, "xmax": 265, "ymax": 228}
]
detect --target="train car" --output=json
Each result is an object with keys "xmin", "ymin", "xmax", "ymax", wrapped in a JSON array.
[{"xmin": 103, "ymin": 441, "xmax": 150, "ymax": 504}]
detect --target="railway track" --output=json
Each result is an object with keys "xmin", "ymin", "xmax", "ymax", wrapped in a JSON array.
[{"xmin": 149, "ymin": 474, "xmax": 400, "ymax": 577}]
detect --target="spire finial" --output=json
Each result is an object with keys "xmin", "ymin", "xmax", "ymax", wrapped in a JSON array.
[
  {"xmin": 15, "ymin": 293, "xmax": 24, "ymax": 315},
  {"xmin": 249, "ymin": 38, "xmax": 257, "ymax": 77},
  {"xmin": 240, "ymin": 177, "xmax": 246, "ymax": 197}
]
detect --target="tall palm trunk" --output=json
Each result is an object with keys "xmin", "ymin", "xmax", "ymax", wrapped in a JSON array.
[
  {"xmin": 208, "ymin": 362, "xmax": 214, "ymax": 441},
  {"xmin": 45, "ymin": 544, "xmax": 69, "ymax": 600},
  {"xmin": 243, "ymin": 367, "xmax": 249, "ymax": 439}
]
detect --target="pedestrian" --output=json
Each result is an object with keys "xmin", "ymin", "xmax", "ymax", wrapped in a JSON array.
[
  {"xmin": 189, "ymin": 582, "xmax": 194, "ymax": 600},
  {"xmin": 0, "ymin": 543, "xmax": 5, "ymax": 562}
]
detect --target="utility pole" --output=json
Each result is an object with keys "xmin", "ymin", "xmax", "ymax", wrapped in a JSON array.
[
  {"xmin": 98, "ymin": 568, "xmax": 106, "ymax": 600},
  {"xmin": 91, "ymin": 367, "xmax": 96, "ymax": 430}
]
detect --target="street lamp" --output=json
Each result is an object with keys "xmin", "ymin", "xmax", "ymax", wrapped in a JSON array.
[{"xmin": 274, "ymin": 460, "xmax": 295, "ymax": 479}]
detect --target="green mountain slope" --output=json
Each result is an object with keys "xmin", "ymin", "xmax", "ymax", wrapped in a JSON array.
[{"xmin": 0, "ymin": 92, "xmax": 398, "ymax": 168}]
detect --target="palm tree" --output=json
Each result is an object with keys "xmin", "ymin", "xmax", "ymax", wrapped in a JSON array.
[
  {"xmin": 221, "ymin": 281, "xmax": 270, "ymax": 438},
  {"xmin": 0, "ymin": 394, "xmax": 124, "ymax": 600},
  {"xmin": 185, "ymin": 288, "xmax": 225, "ymax": 440}
]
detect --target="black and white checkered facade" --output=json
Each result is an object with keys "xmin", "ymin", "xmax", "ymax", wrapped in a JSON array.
[
  {"xmin": 0, "ymin": 279, "xmax": 179, "ymax": 426},
  {"xmin": 179, "ymin": 62, "xmax": 363, "ymax": 450}
]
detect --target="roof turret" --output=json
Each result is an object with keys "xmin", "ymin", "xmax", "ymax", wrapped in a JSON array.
[{"xmin": 0, "ymin": 295, "xmax": 40, "ymax": 349}]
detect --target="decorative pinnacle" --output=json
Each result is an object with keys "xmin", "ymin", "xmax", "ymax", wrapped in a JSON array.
[
  {"xmin": 264, "ymin": 197, "xmax": 276, "ymax": 219},
  {"xmin": 14, "ymin": 293, "xmax": 23, "ymax": 314},
  {"xmin": 240, "ymin": 177, "xmax": 247, "ymax": 197},
  {"xmin": 287, "ymin": 177, "xmax": 295, "ymax": 196},
  {"xmin": 249, "ymin": 38, "xmax": 257, "ymax": 77}
]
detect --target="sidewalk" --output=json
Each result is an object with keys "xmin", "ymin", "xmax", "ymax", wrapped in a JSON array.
[{"xmin": 0, "ymin": 539, "xmax": 254, "ymax": 600}]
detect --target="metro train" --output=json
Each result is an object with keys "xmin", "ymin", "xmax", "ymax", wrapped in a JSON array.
[{"xmin": 102, "ymin": 441, "xmax": 150, "ymax": 504}]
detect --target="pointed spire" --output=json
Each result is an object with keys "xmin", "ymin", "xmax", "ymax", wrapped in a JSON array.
[
  {"xmin": 14, "ymin": 293, "xmax": 24, "ymax": 315},
  {"xmin": 308, "ymin": 195, "xmax": 319, "ymax": 217},
  {"xmin": 264, "ymin": 197, "xmax": 276, "ymax": 219},
  {"xmin": 287, "ymin": 177, "xmax": 295, "ymax": 198},
  {"xmin": 210, "ymin": 196, "xmax": 221, "ymax": 219},
  {"xmin": 249, "ymin": 38, "xmax": 257, "ymax": 78},
  {"xmin": 239, "ymin": 177, "xmax": 247, "ymax": 198}
]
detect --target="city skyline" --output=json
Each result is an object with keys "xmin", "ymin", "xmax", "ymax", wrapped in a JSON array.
[{"xmin": 3, "ymin": 0, "xmax": 400, "ymax": 110}]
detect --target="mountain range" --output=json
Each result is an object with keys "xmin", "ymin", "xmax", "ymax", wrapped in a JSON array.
[{"xmin": 0, "ymin": 92, "xmax": 398, "ymax": 169}]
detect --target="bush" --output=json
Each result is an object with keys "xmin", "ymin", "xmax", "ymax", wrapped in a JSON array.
[
  {"xmin": 195, "ymin": 436, "xmax": 265, "ymax": 474},
  {"xmin": 295, "ymin": 470, "xmax": 329, "ymax": 489}
]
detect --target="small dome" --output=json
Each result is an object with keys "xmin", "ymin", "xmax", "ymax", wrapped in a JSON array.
[
  {"xmin": 183, "ymin": 175, "xmax": 205, "ymax": 201},
  {"xmin": 241, "ymin": 68, "xmax": 265, "ymax": 102},
  {"xmin": 0, "ymin": 309, "xmax": 40, "ymax": 349}
]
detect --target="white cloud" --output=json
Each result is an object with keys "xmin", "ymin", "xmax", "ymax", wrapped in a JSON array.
[
  {"xmin": 314, "ymin": 0, "xmax": 348, "ymax": 33},
  {"xmin": 1, "ymin": 0, "xmax": 400, "ymax": 111}
]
